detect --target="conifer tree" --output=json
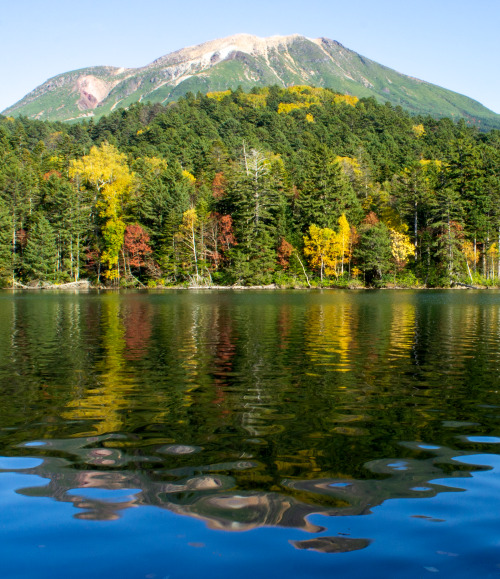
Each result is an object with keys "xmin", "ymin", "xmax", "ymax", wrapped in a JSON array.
[
  {"xmin": 297, "ymin": 145, "xmax": 362, "ymax": 232},
  {"xmin": 226, "ymin": 148, "xmax": 285, "ymax": 283},
  {"xmin": 355, "ymin": 215, "xmax": 392, "ymax": 284},
  {"xmin": 24, "ymin": 214, "xmax": 58, "ymax": 281},
  {"xmin": 0, "ymin": 200, "xmax": 12, "ymax": 284}
]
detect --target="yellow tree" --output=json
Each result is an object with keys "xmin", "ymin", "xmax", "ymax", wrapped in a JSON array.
[
  {"xmin": 487, "ymin": 242, "xmax": 499, "ymax": 281},
  {"xmin": 175, "ymin": 208, "xmax": 201, "ymax": 281},
  {"xmin": 412, "ymin": 124, "xmax": 426, "ymax": 138},
  {"xmin": 69, "ymin": 142, "xmax": 134, "ymax": 281},
  {"xmin": 337, "ymin": 213, "xmax": 351, "ymax": 276},
  {"xmin": 390, "ymin": 229, "xmax": 415, "ymax": 282},
  {"xmin": 303, "ymin": 224, "xmax": 339, "ymax": 281},
  {"xmin": 462, "ymin": 239, "xmax": 479, "ymax": 283}
]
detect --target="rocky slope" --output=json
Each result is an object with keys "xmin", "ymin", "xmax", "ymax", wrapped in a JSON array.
[{"xmin": 4, "ymin": 33, "xmax": 500, "ymax": 129}]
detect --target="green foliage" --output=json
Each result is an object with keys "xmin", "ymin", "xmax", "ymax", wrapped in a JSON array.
[
  {"xmin": 394, "ymin": 271, "xmax": 421, "ymax": 288},
  {"xmin": 23, "ymin": 214, "xmax": 58, "ymax": 281},
  {"xmin": 355, "ymin": 222, "xmax": 392, "ymax": 285},
  {"xmin": 297, "ymin": 145, "xmax": 362, "ymax": 231},
  {"xmin": 0, "ymin": 200, "xmax": 12, "ymax": 283},
  {"xmin": 1, "ymin": 86, "xmax": 500, "ymax": 287}
]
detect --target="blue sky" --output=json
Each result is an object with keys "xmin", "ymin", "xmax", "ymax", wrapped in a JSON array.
[{"xmin": 1, "ymin": 0, "xmax": 499, "ymax": 114}]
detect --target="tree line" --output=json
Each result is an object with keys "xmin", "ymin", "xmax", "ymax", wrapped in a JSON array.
[{"xmin": 1, "ymin": 84, "xmax": 499, "ymax": 287}]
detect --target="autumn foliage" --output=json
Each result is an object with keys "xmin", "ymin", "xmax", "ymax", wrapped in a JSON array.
[{"xmin": 124, "ymin": 224, "xmax": 152, "ymax": 268}]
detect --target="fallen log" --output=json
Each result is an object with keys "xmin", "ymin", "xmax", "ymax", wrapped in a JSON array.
[
  {"xmin": 452, "ymin": 281, "xmax": 481, "ymax": 289},
  {"xmin": 10, "ymin": 280, "xmax": 92, "ymax": 290}
]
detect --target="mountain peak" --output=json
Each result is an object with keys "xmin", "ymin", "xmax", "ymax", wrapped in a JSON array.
[
  {"xmin": 3, "ymin": 34, "xmax": 500, "ymax": 130},
  {"xmin": 149, "ymin": 33, "xmax": 307, "ymax": 68}
]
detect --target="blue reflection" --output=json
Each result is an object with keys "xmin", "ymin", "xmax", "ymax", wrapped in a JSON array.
[
  {"xmin": 0, "ymin": 457, "xmax": 43, "ymax": 469},
  {"xmin": 466, "ymin": 436, "xmax": 500, "ymax": 444}
]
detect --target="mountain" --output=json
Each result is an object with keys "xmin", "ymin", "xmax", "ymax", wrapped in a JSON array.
[{"xmin": 4, "ymin": 33, "xmax": 500, "ymax": 129}]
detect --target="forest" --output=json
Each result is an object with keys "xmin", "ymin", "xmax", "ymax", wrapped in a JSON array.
[{"xmin": 1, "ymin": 84, "xmax": 499, "ymax": 288}]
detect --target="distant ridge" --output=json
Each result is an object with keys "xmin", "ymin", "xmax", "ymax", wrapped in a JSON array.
[{"xmin": 4, "ymin": 33, "xmax": 500, "ymax": 129}]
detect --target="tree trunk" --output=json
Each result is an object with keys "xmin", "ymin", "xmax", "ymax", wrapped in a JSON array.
[
  {"xmin": 483, "ymin": 238, "xmax": 487, "ymax": 278},
  {"xmin": 191, "ymin": 222, "xmax": 199, "ymax": 278},
  {"xmin": 75, "ymin": 234, "xmax": 80, "ymax": 282},
  {"xmin": 294, "ymin": 253, "xmax": 311, "ymax": 288}
]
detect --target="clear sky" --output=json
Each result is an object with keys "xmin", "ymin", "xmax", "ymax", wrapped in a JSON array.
[{"xmin": 1, "ymin": 0, "xmax": 499, "ymax": 114}]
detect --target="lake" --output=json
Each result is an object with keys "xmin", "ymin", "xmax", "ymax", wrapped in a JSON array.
[{"xmin": 1, "ymin": 289, "xmax": 500, "ymax": 578}]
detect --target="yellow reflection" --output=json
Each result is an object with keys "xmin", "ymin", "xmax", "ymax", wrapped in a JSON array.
[
  {"xmin": 388, "ymin": 301, "xmax": 416, "ymax": 359},
  {"xmin": 176, "ymin": 306, "xmax": 203, "ymax": 407},
  {"xmin": 305, "ymin": 304, "xmax": 354, "ymax": 371},
  {"xmin": 63, "ymin": 296, "xmax": 132, "ymax": 435}
]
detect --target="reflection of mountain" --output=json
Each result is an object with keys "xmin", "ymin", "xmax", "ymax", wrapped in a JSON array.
[
  {"xmin": 10, "ymin": 435, "xmax": 478, "ymax": 538},
  {"xmin": 291, "ymin": 536, "xmax": 371, "ymax": 554},
  {"xmin": 14, "ymin": 435, "xmax": 327, "ymax": 531},
  {"xmin": 167, "ymin": 493, "xmax": 324, "ymax": 533}
]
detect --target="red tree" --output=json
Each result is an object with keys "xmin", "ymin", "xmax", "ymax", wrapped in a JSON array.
[
  {"xmin": 124, "ymin": 224, "xmax": 152, "ymax": 269},
  {"xmin": 277, "ymin": 238, "xmax": 294, "ymax": 269},
  {"xmin": 217, "ymin": 214, "xmax": 237, "ymax": 252},
  {"xmin": 212, "ymin": 172, "xmax": 227, "ymax": 199}
]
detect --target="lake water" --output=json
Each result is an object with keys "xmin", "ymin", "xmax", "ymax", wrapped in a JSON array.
[{"xmin": 1, "ymin": 289, "xmax": 500, "ymax": 578}]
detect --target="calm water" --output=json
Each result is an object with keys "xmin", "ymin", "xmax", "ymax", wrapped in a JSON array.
[{"xmin": 1, "ymin": 290, "xmax": 500, "ymax": 578}]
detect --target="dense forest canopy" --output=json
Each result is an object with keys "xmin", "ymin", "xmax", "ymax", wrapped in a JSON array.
[{"xmin": 1, "ymin": 85, "xmax": 500, "ymax": 288}]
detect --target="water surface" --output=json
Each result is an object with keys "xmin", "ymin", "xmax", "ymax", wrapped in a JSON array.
[{"xmin": 1, "ymin": 290, "xmax": 500, "ymax": 578}]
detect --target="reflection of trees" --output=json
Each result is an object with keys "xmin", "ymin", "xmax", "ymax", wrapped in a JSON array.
[
  {"xmin": 123, "ymin": 297, "xmax": 152, "ymax": 360},
  {"xmin": 3, "ymin": 290, "xmax": 500, "ymax": 551},
  {"xmin": 0, "ymin": 293, "xmax": 99, "ymax": 439},
  {"xmin": 12, "ymin": 436, "xmax": 473, "ymax": 539},
  {"xmin": 14, "ymin": 435, "xmax": 326, "ymax": 530},
  {"xmin": 388, "ymin": 300, "xmax": 416, "ymax": 361},
  {"xmin": 304, "ymin": 301, "xmax": 354, "ymax": 372},
  {"xmin": 206, "ymin": 302, "xmax": 237, "ymax": 419},
  {"xmin": 291, "ymin": 536, "xmax": 371, "ymax": 553},
  {"xmin": 63, "ymin": 295, "xmax": 132, "ymax": 435}
]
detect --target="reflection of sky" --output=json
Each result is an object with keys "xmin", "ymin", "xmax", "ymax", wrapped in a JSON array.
[
  {"xmin": 1, "ymin": 438, "xmax": 500, "ymax": 577},
  {"xmin": 1, "ymin": 450, "xmax": 500, "ymax": 578}
]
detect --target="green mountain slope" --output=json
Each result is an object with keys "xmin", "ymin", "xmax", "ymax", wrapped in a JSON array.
[{"xmin": 4, "ymin": 34, "xmax": 500, "ymax": 129}]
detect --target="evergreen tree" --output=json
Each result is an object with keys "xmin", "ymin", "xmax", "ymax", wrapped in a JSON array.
[
  {"xmin": 355, "ymin": 215, "xmax": 392, "ymax": 284},
  {"xmin": 226, "ymin": 148, "xmax": 285, "ymax": 283},
  {"xmin": 24, "ymin": 214, "xmax": 58, "ymax": 281},
  {"xmin": 134, "ymin": 159, "xmax": 191, "ymax": 249},
  {"xmin": 296, "ymin": 145, "xmax": 362, "ymax": 232},
  {"xmin": 41, "ymin": 173, "xmax": 92, "ymax": 281},
  {"xmin": 0, "ymin": 200, "xmax": 12, "ymax": 284}
]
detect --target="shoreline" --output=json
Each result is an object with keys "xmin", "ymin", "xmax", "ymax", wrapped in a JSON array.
[{"xmin": 3, "ymin": 282, "xmax": 497, "ymax": 292}]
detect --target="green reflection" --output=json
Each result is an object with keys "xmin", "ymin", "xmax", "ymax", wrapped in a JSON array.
[{"xmin": 0, "ymin": 290, "xmax": 499, "ymax": 528}]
